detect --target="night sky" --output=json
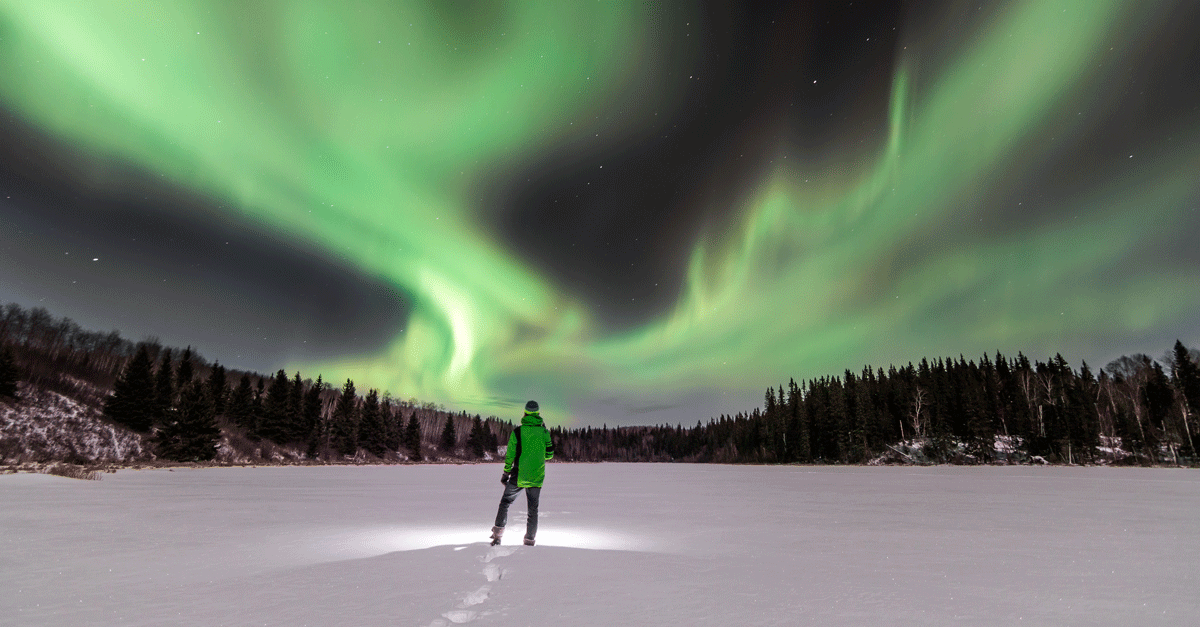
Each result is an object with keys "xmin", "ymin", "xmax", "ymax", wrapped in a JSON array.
[{"xmin": 2, "ymin": 1, "xmax": 1198, "ymax": 427}]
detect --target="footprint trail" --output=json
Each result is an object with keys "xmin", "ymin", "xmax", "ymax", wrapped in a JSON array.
[{"xmin": 421, "ymin": 544, "xmax": 520, "ymax": 626}]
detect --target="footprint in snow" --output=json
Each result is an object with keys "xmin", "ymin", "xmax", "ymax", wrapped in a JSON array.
[
  {"xmin": 483, "ymin": 545, "xmax": 518, "ymax": 562},
  {"xmin": 424, "ymin": 544, "xmax": 513, "ymax": 626},
  {"xmin": 461, "ymin": 585, "xmax": 490, "ymax": 607},
  {"xmin": 481, "ymin": 544, "xmax": 515, "ymax": 581},
  {"xmin": 442, "ymin": 609, "xmax": 478, "ymax": 624}
]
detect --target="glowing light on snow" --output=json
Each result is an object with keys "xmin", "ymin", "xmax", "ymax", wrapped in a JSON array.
[
  {"xmin": 318, "ymin": 524, "xmax": 658, "ymax": 558},
  {"xmin": 531, "ymin": 526, "xmax": 657, "ymax": 552},
  {"xmin": 307, "ymin": 526, "xmax": 482, "ymax": 558}
]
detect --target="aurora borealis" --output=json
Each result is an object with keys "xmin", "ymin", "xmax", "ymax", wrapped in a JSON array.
[{"xmin": 2, "ymin": 1, "xmax": 1198, "ymax": 426}]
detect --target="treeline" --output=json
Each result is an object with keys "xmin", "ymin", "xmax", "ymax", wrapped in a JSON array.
[
  {"xmin": 548, "ymin": 346, "xmax": 1200, "ymax": 465},
  {"xmin": 0, "ymin": 302, "xmax": 508, "ymax": 463},
  {"xmin": 100, "ymin": 343, "xmax": 507, "ymax": 462},
  {"xmin": 3, "ymin": 301, "xmax": 1199, "ymax": 466},
  {"xmin": 0, "ymin": 303, "xmax": 137, "ymax": 405}
]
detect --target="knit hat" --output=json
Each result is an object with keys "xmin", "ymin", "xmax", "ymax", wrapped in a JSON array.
[{"xmin": 524, "ymin": 400, "xmax": 539, "ymax": 413}]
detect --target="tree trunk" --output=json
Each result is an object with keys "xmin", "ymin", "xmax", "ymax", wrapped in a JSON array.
[{"xmin": 1179, "ymin": 402, "xmax": 1195, "ymax": 459}]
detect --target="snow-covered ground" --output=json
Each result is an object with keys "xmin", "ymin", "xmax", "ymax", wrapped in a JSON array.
[
  {"xmin": 2, "ymin": 464, "xmax": 1197, "ymax": 626},
  {"xmin": 0, "ymin": 387, "xmax": 148, "ymax": 464}
]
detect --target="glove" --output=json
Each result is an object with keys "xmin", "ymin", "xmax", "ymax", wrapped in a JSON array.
[{"xmin": 500, "ymin": 472, "xmax": 510, "ymax": 485}]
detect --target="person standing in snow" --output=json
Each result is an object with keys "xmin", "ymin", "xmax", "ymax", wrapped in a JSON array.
[{"xmin": 490, "ymin": 400, "xmax": 554, "ymax": 546}]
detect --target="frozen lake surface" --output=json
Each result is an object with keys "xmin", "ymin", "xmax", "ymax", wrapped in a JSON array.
[{"xmin": 2, "ymin": 464, "xmax": 1197, "ymax": 626}]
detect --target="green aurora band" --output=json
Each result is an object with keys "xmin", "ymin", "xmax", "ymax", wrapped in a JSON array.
[{"xmin": 2, "ymin": 1, "xmax": 1197, "ymax": 425}]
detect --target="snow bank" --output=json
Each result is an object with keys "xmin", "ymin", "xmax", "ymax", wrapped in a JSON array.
[{"xmin": 0, "ymin": 385, "xmax": 148, "ymax": 463}]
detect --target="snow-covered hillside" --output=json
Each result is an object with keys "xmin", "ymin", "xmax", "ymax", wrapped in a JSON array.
[
  {"xmin": 0, "ymin": 384, "xmax": 148, "ymax": 464},
  {"xmin": 2, "ymin": 464, "xmax": 1197, "ymax": 626}
]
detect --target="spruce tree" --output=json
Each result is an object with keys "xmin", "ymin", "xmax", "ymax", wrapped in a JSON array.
[
  {"xmin": 963, "ymin": 371, "xmax": 994, "ymax": 461},
  {"xmin": 155, "ymin": 380, "xmax": 219, "ymax": 462},
  {"xmin": 763, "ymin": 387, "xmax": 782, "ymax": 462},
  {"xmin": 467, "ymin": 415, "xmax": 486, "ymax": 458},
  {"xmin": 154, "ymin": 404, "xmax": 185, "ymax": 460},
  {"xmin": 103, "ymin": 345, "xmax": 155, "ymax": 431},
  {"xmin": 228, "ymin": 374, "xmax": 254, "ymax": 431},
  {"xmin": 482, "ymin": 419, "xmax": 499, "ymax": 455},
  {"xmin": 807, "ymin": 380, "xmax": 834, "ymax": 461},
  {"xmin": 358, "ymin": 389, "xmax": 387, "ymax": 457},
  {"xmin": 440, "ymin": 414, "xmax": 458, "ymax": 455},
  {"xmin": 303, "ymin": 376, "xmax": 325, "ymax": 457},
  {"xmin": 1172, "ymin": 341, "xmax": 1200, "ymax": 416},
  {"xmin": 0, "ymin": 347, "xmax": 19, "ymax": 399},
  {"xmin": 176, "ymin": 347, "xmax": 195, "ymax": 387},
  {"xmin": 207, "ymin": 363, "xmax": 227, "ymax": 416},
  {"xmin": 250, "ymin": 378, "xmax": 266, "ymax": 437},
  {"xmin": 260, "ymin": 369, "xmax": 291, "ymax": 442},
  {"xmin": 843, "ymin": 374, "xmax": 868, "ymax": 463},
  {"xmin": 786, "ymin": 379, "xmax": 810, "ymax": 462},
  {"xmin": 382, "ymin": 395, "xmax": 401, "ymax": 452},
  {"xmin": 1143, "ymin": 362, "xmax": 1174, "ymax": 462},
  {"xmin": 288, "ymin": 372, "xmax": 304, "ymax": 442},
  {"xmin": 1066, "ymin": 362, "xmax": 1102, "ymax": 463},
  {"xmin": 1169, "ymin": 341, "xmax": 1198, "ymax": 456},
  {"xmin": 1144, "ymin": 363, "xmax": 1175, "ymax": 426},
  {"xmin": 330, "ymin": 379, "xmax": 359, "ymax": 457},
  {"xmin": 152, "ymin": 348, "xmax": 175, "ymax": 426},
  {"xmin": 405, "ymin": 412, "xmax": 422, "ymax": 461}
]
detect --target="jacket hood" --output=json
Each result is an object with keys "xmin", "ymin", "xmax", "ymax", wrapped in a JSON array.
[{"xmin": 521, "ymin": 411, "xmax": 544, "ymax": 427}]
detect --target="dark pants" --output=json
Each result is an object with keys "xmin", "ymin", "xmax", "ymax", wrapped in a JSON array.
[{"xmin": 494, "ymin": 482, "xmax": 541, "ymax": 540}]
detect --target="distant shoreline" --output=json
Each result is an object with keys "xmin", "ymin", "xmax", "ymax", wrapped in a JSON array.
[{"xmin": 6, "ymin": 457, "xmax": 1194, "ymax": 484}]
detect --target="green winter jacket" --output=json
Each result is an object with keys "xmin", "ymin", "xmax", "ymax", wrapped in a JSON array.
[{"xmin": 504, "ymin": 411, "xmax": 554, "ymax": 488}]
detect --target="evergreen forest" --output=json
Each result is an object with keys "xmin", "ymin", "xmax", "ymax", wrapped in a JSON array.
[{"xmin": 2, "ymin": 302, "xmax": 1198, "ymax": 466}]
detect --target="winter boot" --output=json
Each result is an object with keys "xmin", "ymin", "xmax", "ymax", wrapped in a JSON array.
[
  {"xmin": 490, "ymin": 526, "xmax": 504, "ymax": 546},
  {"xmin": 523, "ymin": 536, "xmax": 535, "ymax": 546}
]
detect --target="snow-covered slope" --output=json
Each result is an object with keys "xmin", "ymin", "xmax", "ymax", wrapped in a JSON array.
[
  {"xmin": 0, "ymin": 385, "xmax": 148, "ymax": 464},
  {"xmin": 2, "ymin": 464, "xmax": 1197, "ymax": 626}
]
